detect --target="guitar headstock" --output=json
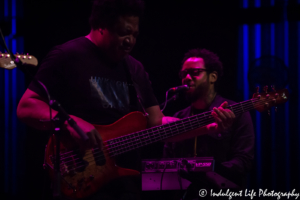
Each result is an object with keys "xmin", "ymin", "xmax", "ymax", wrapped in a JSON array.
[
  {"xmin": 252, "ymin": 87, "xmax": 289, "ymax": 112},
  {"xmin": 0, "ymin": 53, "xmax": 38, "ymax": 70}
]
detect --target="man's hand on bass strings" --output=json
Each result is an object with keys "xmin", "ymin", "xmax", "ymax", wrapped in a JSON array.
[
  {"xmin": 64, "ymin": 116, "xmax": 103, "ymax": 151},
  {"xmin": 210, "ymin": 101, "xmax": 235, "ymax": 132}
]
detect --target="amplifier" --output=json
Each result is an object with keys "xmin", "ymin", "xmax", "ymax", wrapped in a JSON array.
[{"xmin": 141, "ymin": 157, "xmax": 214, "ymax": 191}]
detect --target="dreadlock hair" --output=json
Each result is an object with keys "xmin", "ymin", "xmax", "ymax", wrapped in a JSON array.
[{"xmin": 89, "ymin": 0, "xmax": 145, "ymax": 30}]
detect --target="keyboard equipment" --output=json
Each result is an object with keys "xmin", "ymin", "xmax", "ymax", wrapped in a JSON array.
[{"xmin": 141, "ymin": 157, "xmax": 214, "ymax": 190}]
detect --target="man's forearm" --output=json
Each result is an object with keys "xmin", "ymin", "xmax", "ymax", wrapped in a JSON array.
[{"xmin": 17, "ymin": 95, "xmax": 59, "ymax": 130}]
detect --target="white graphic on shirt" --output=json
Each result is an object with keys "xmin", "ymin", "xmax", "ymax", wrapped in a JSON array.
[{"xmin": 89, "ymin": 76, "xmax": 130, "ymax": 111}]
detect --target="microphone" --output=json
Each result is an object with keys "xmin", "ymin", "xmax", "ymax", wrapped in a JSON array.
[{"xmin": 169, "ymin": 85, "xmax": 189, "ymax": 92}]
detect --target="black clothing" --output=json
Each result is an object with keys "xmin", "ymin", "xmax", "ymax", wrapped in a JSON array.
[
  {"xmin": 164, "ymin": 95, "xmax": 255, "ymax": 199},
  {"xmin": 29, "ymin": 36, "xmax": 158, "ymax": 125},
  {"xmin": 29, "ymin": 37, "xmax": 159, "ymax": 200}
]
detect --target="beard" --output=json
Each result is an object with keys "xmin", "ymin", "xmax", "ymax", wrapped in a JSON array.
[{"xmin": 185, "ymin": 79, "xmax": 210, "ymax": 103}]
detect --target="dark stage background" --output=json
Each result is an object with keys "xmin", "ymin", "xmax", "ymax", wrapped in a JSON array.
[{"xmin": 1, "ymin": 0, "xmax": 300, "ymax": 199}]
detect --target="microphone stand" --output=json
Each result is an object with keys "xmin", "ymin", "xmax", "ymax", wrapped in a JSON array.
[
  {"xmin": 160, "ymin": 85, "xmax": 189, "ymax": 112},
  {"xmin": 51, "ymin": 114, "xmax": 63, "ymax": 200},
  {"xmin": 50, "ymin": 100, "xmax": 89, "ymax": 200},
  {"xmin": 159, "ymin": 94, "xmax": 179, "ymax": 110}
]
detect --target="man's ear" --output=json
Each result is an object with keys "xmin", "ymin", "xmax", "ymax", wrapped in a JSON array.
[{"xmin": 209, "ymin": 71, "xmax": 218, "ymax": 83}]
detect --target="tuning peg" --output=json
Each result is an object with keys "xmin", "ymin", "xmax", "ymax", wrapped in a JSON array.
[
  {"xmin": 15, "ymin": 52, "xmax": 20, "ymax": 58},
  {"xmin": 263, "ymin": 86, "xmax": 268, "ymax": 93},
  {"xmin": 256, "ymin": 86, "xmax": 260, "ymax": 94},
  {"xmin": 25, "ymin": 53, "xmax": 32, "ymax": 59}
]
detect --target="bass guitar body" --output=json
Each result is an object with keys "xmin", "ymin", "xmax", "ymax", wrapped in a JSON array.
[{"xmin": 44, "ymin": 112, "xmax": 147, "ymax": 199}]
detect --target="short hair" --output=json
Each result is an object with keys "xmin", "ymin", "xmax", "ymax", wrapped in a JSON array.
[
  {"xmin": 89, "ymin": 0, "xmax": 145, "ymax": 30},
  {"xmin": 182, "ymin": 48, "xmax": 223, "ymax": 78}
]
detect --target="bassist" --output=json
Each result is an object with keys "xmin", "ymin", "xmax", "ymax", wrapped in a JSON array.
[{"xmin": 16, "ymin": 1, "xmax": 235, "ymax": 200}]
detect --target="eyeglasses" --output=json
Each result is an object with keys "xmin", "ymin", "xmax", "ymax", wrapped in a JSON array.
[{"xmin": 179, "ymin": 68, "xmax": 208, "ymax": 79}]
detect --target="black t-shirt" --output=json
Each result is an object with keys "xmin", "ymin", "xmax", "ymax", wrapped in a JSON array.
[
  {"xmin": 29, "ymin": 36, "xmax": 159, "ymax": 174},
  {"xmin": 29, "ymin": 36, "xmax": 158, "ymax": 125}
]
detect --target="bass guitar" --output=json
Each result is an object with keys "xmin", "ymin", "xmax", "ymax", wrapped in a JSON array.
[{"xmin": 44, "ymin": 88, "xmax": 289, "ymax": 199}]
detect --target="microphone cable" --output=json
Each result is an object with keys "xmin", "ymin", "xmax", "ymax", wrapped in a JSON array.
[{"xmin": 161, "ymin": 85, "xmax": 189, "ymax": 112}]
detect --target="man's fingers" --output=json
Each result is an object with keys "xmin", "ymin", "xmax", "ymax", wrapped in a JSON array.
[
  {"xmin": 216, "ymin": 103, "xmax": 236, "ymax": 122},
  {"xmin": 220, "ymin": 108, "xmax": 232, "ymax": 120},
  {"xmin": 220, "ymin": 101, "xmax": 228, "ymax": 108},
  {"xmin": 213, "ymin": 107, "xmax": 226, "ymax": 121},
  {"xmin": 211, "ymin": 111, "xmax": 225, "ymax": 131},
  {"xmin": 226, "ymin": 109, "xmax": 236, "ymax": 120},
  {"xmin": 87, "ymin": 129, "xmax": 103, "ymax": 150},
  {"xmin": 211, "ymin": 111, "xmax": 222, "ymax": 124},
  {"xmin": 207, "ymin": 122, "xmax": 218, "ymax": 131},
  {"xmin": 162, "ymin": 116, "xmax": 180, "ymax": 124},
  {"xmin": 87, "ymin": 131, "xmax": 97, "ymax": 148},
  {"xmin": 94, "ymin": 130, "xmax": 103, "ymax": 150},
  {"xmin": 211, "ymin": 102, "xmax": 236, "ymax": 133},
  {"xmin": 221, "ymin": 108, "xmax": 235, "ymax": 125}
]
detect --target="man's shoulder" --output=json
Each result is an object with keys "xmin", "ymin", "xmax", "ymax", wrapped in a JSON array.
[
  {"xmin": 55, "ymin": 36, "xmax": 90, "ymax": 52},
  {"xmin": 173, "ymin": 106, "xmax": 191, "ymax": 119},
  {"xmin": 40, "ymin": 37, "xmax": 92, "ymax": 66},
  {"xmin": 125, "ymin": 55, "xmax": 142, "ymax": 67}
]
